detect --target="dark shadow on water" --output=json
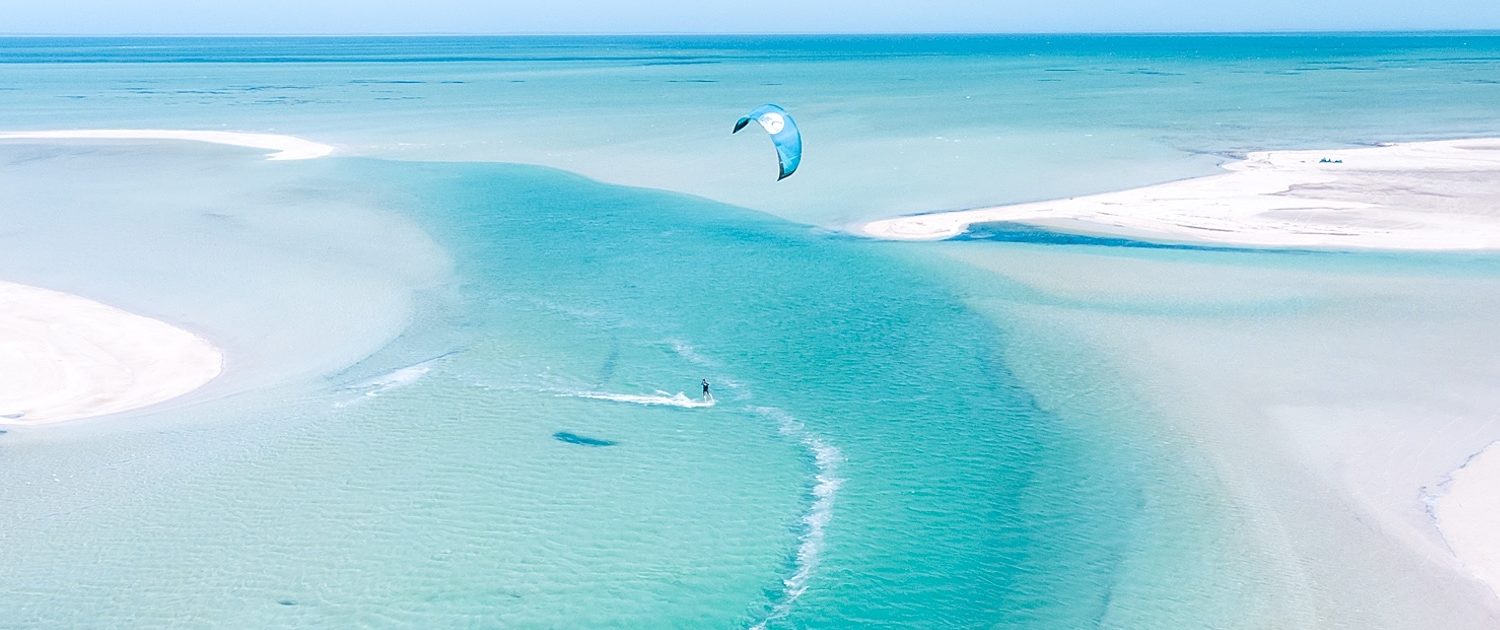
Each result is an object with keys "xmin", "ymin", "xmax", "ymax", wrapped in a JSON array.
[{"xmin": 553, "ymin": 431, "xmax": 619, "ymax": 447}]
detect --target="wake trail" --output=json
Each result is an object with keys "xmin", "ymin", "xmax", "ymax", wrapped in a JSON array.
[
  {"xmin": 749, "ymin": 406, "xmax": 845, "ymax": 630},
  {"xmin": 562, "ymin": 338, "xmax": 842, "ymax": 626},
  {"xmin": 565, "ymin": 390, "xmax": 716, "ymax": 408},
  {"xmin": 333, "ymin": 353, "xmax": 452, "ymax": 407}
]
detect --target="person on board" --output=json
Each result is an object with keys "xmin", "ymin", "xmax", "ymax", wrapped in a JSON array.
[{"xmin": 701, "ymin": 378, "xmax": 712, "ymax": 401}]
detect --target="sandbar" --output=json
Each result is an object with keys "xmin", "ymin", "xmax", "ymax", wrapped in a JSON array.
[
  {"xmin": 862, "ymin": 138, "xmax": 1500, "ymax": 251},
  {"xmin": 0, "ymin": 280, "xmax": 223, "ymax": 426},
  {"xmin": 0, "ymin": 129, "xmax": 333, "ymax": 160},
  {"xmin": 1435, "ymin": 441, "xmax": 1500, "ymax": 603}
]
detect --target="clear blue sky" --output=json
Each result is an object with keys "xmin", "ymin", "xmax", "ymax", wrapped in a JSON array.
[{"xmin": 7, "ymin": 0, "xmax": 1500, "ymax": 35}]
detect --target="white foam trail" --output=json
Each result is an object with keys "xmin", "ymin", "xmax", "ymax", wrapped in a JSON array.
[
  {"xmin": 750, "ymin": 406, "xmax": 844, "ymax": 629},
  {"xmin": 334, "ymin": 359, "xmax": 438, "ymax": 407},
  {"xmin": 568, "ymin": 390, "xmax": 716, "ymax": 408},
  {"xmin": 355, "ymin": 363, "xmax": 431, "ymax": 392}
]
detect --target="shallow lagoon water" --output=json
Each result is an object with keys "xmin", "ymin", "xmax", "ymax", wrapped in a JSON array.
[
  {"xmin": 6, "ymin": 35, "xmax": 1500, "ymax": 627},
  {"xmin": 2, "ymin": 156, "xmax": 1198, "ymax": 627}
]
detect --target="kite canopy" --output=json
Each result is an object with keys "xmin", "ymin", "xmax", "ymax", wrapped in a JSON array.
[{"xmin": 733, "ymin": 104, "xmax": 802, "ymax": 180}]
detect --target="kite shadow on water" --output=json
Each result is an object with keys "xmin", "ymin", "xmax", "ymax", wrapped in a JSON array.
[{"xmin": 553, "ymin": 431, "xmax": 619, "ymax": 447}]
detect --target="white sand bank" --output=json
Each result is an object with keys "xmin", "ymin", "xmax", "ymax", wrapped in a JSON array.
[
  {"xmin": 0, "ymin": 129, "xmax": 333, "ymax": 160},
  {"xmin": 863, "ymin": 138, "xmax": 1500, "ymax": 250},
  {"xmin": 0, "ymin": 280, "xmax": 223, "ymax": 426},
  {"xmin": 1435, "ymin": 441, "xmax": 1500, "ymax": 602}
]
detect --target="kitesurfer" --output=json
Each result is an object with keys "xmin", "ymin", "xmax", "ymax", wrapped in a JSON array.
[{"xmin": 702, "ymin": 378, "xmax": 712, "ymax": 401}]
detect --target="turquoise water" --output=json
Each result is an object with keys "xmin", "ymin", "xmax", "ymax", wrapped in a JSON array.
[
  {"xmin": 0, "ymin": 156, "xmax": 1169, "ymax": 627},
  {"xmin": 5, "ymin": 35, "xmax": 1500, "ymax": 627},
  {"xmin": 4, "ymin": 34, "xmax": 1500, "ymax": 224}
]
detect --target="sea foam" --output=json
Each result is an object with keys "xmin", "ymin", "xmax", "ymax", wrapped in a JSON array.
[
  {"xmin": 567, "ymin": 390, "xmax": 715, "ymax": 408},
  {"xmin": 334, "ymin": 357, "xmax": 441, "ymax": 407},
  {"xmin": 750, "ymin": 406, "xmax": 844, "ymax": 629}
]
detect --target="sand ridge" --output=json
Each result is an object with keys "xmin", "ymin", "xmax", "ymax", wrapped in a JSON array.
[
  {"xmin": 0, "ymin": 129, "xmax": 334, "ymax": 160},
  {"xmin": 862, "ymin": 138, "xmax": 1500, "ymax": 251}
]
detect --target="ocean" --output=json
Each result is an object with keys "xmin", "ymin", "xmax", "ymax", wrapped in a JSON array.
[{"xmin": 3, "ymin": 34, "xmax": 1500, "ymax": 628}]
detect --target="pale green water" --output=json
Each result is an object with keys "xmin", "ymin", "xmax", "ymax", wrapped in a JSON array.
[{"xmin": 3, "ymin": 35, "xmax": 1500, "ymax": 627}]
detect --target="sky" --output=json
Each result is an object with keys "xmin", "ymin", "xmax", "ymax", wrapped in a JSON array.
[{"xmin": 5, "ymin": 0, "xmax": 1500, "ymax": 35}]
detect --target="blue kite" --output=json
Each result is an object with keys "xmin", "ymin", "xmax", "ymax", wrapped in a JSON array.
[{"xmin": 733, "ymin": 104, "xmax": 802, "ymax": 180}]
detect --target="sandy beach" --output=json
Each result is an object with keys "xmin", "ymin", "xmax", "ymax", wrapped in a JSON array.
[
  {"xmin": 0, "ymin": 129, "xmax": 333, "ymax": 161},
  {"xmin": 0, "ymin": 280, "xmax": 223, "ymax": 426},
  {"xmin": 862, "ymin": 138, "xmax": 1500, "ymax": 251}
]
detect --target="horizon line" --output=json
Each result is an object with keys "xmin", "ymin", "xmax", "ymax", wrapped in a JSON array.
[{"xmin": 4, "ymin": 28, "xmax": 1500, "ymax": 38}]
